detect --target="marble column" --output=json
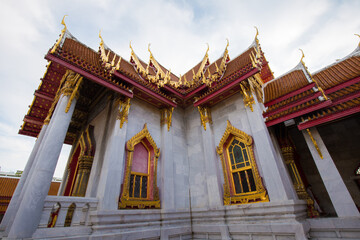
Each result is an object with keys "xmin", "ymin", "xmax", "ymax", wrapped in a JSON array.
[
  {"xmin": 302, "ymin": 127, "xmax": 360, "ymax": 217},
  {"xmin": 201, "ymin": 122, "xmax": 223, "ymax": 208},
  {"xmin": 245, "ymin": 97, "xmax": 297, "ymax": 201},
  {"xmin": 6, "ymin": 94, "xmax": 77, "ymax": 239},
  {"xmin": 201, "ymin": 121, "xmax": 231, "ymax": 240},
  {"xmin": 160, "ymin": 121, "xmax": 175, "ymax": 210},
  {"xmin": 95, "ymin": 100, "xmax": 128, "ymax": 210},
  {"xmin": 0, "ymin": 124, "xmax": 48, "ymax": 232}
]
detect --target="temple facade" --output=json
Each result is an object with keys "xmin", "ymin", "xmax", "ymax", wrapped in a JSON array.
[{"xmin": 0, "ymin": 19, "xmax": 359, "ymax": 239}]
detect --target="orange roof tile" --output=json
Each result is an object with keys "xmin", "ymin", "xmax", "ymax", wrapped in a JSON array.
[
  {"xmin": 264, "ymin": 67, "xmax": 310, "ymax": 104},
  {"xmin": 313, "ymin": 54, "xmax": 360, "ymax": 90}
]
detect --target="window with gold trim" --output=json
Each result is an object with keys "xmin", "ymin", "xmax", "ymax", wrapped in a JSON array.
[
  {"xmin": 227, "ymin": 137, "xmax": 257, "ymax": 194},
  {"xmin": 217, "ymin": 120, "xmax": 268, "ymax": 205},
  {"xmin": 119, "ymin": 124, "xmax": 160, "ymax": 209}
]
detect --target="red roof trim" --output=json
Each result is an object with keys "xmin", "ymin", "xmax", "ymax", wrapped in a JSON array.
[
  {"xmin": 45, "ymin": 54, "xmax": 133, "ymax": 98},
  {"xmin": 325, "ymin": 76, "xmax": 360, "ymax": 94},
  {"xmin": 265, "ymin": 100, "xmax": 332, "ymax": 127},
  {"xmin": 265, "ymin": 82, "xmax": 316, "ymax": 107},
  {"xmin": 113, "ymin": 71, "xmax": 177, "ymax": 107},
  {"xmin": 263, "ymin": 92, "xmax": 321, "ymax": 117},
  {"xmin": 297, "ymin": 105, "xmax": 360, "ymax": 130},
  {"xmin": 193, "ymin": 68, "xmax": 259, "ymax": 107},
  {"xmin": 24, "ymin": 116, "xmax": 44, "ymax": 126},
  {"xmin": 330, "ymin": 90, "xmax": 360, "ymax": 106},
  {"xmin": 34, "ymin": 90, "xmax": 54, "ymax": 101},
  {"xmin": 163, "ymin": 85, "xmax": 184, "ymax": 98},
  {"xmin": 18, "ymin": 130, "xmax": 38, "ymax": 137},
  {"xmin": 184, "ymin": 84, "xmax": 207, "ymax": 100}
]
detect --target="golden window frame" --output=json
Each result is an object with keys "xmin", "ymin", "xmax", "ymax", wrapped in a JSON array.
[
  {"xmin": 119, "ymin": 124, "xmax": 161, "ymax": 209},
  {"xmin": 216, "ymin": 120, "xmax": 268, "ymax": 205}
]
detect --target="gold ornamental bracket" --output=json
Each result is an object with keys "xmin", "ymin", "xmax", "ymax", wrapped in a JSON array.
[
  {"xmin": 240, "ymin": 82, "xmax": 255, "ymax": 111},
  {"xmin": 197, "ymin": 106, "xmax": 212, "ymax": 131},
  {"xmin": 43, "ymin": 70, "xmax": 83, "ymax": 124},
  {"xmin": 160, "ymin": 107, "xmax": 174, "ymax": 131},
  {"xmin": 248, "ymin": 73, "xmax": 264, "ymax": 103},
  {"xmin": 116, "ymin": 97, "xmax": 131, "ymax": 129},
  {"xmin": 306, "ymin": 128, "xmax": 323, "ymax": 159},
  {"xmin": 50, "ymin": 15, "xmax": 68, "ymax": 54}
]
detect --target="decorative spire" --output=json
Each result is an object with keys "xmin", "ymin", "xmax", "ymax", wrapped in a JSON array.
[
  {"xmin": 50, "ymin": 15, "xmax": 68, "ymax": 54},
  {"xmin": 355, "ymin": 34, "xmax": 360, "ymax": 47},
  {"xmin": 254, "ymin": 26, "xmax": 259, "ymax": 46},
  {"xmin": 298, "ymin": 49, "xmax": 328, "ymax": 101},
  {"xmin": 299, "ymin": 48, "xmax": 305, "ymax": 65}
]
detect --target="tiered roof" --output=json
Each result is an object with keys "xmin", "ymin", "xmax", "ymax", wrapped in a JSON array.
[
  {"xmin": 263, "ymin": 42, "xmax": 360, "ymax": 130},
  {"xmin": 19, "ymin": 20, "xmax": 271, "ymax": 142}
]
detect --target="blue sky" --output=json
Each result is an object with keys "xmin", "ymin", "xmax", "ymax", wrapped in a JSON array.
[{"xmin": 0, "ymin": 0, "xmax": 359, "ymax": 178}]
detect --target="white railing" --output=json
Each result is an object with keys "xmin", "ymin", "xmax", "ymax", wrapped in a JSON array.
[{"xmin": 38, "ymin": 196, "xmax": 98, "ymax": 228}]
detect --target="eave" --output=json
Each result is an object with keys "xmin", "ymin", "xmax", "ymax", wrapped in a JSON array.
[
  {"xmin": 46, "ymin": 53, "xmax": 133, "ymax": 98},
  {"xmin": 265, "ymin": 100, "xmax": 332, "ymax": 127},
  {"xmin": 297, "ymin": 104, "xmax": 360, "ymax": 130},
  {"xmin": 113, "ymin": 71, "xmax": 177, "ymax": 108},
  {"xmin": 194, "ymin": 68, "xmax": 259, "ymax": 107},
  {"xmin": 264, "ymin": 82, "xmax": 316, "ymax": 107}
]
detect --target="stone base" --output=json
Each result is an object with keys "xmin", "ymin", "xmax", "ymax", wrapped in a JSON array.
[
  {"xmin": 307, "ymin": 217, "xmax": 360, "ymax": 239},
  {"xmin": 21, "ymin": 200, "xmax": 360, "ymax": 239}
]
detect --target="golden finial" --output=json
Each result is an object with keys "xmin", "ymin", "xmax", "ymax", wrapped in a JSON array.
[
  {"xmin": 61, "ymin": 15, "xmax": 68, "ymax": 29},
  {"xmin": 299, "ymin": 49, "xmax": 305, "ymax": 64},
  {"xmin": 50, "ymin": 15, "xmax": 68, "ymax": 54},
  {"xmin": 254, "ymin": 26, "xmax": 259, "ymax": 44},
  {"xmin": 226, "ymin": 38, "xmax": 229, "ymax": 48},
  {"xmin": 99, "ymin": 30, "xmax": 104, "ymax": 46},
  {"xmin": 206, "ymin": 43, "xmax": 209, "ymax": 53},
  {"xmin": 148, "ymin": 43, "xmax": 154, "ymax": 58},
  {"xmin": 129, "ymin": 41, "xmax": 133, "ymax": 51},
  {"xmin": 355, "ymin": 34, "xmax": 360, "ymax": 47}
]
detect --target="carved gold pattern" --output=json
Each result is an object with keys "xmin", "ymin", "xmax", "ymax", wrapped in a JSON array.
[
  {"xmin": 249, "ymin": 27, "xmax": 263, "ymax": 70},
  {"xmin": 50, "ymin": 15, "xmax": 67, "ymax": 54},
  {"xmin": 202, "ymin": 40, "xmax": 230, "ymax": 87},
  {"xmin": 281, "ymin": 146, "xmax": 319, "ymax": 217},
  {"xmin": 160, "ymin": 107, "xmax": 174, "ymax": 131},
  {"xmin": 99, "ymin": 31, "xmax": 123, "ymax": 75},
  {"xmin": 248, "ymin": 73, "xmax": 264, "ymax": 103},
  {"xmin": 44, "ymin": 70, "xmax": 82, "ymax": 124},
  {"xmin": 240, "ymin": 82, "xmax": 255, "ymax": 111},
  {"xmin": 306, "ymin": 128, "xmax": 323, "ymax": 159},
  {"xmin": 116, "ymin": 97, "xmax": 131, "ymax": 129},
  {"xmin": 197, "ymin": 106, "xmax": 212, "ymax": 131},
  {"xmin": 216, "ymin": 120, "xmax": 268, "ymax": 205},
  {"xmin": 119, "ymin": 124, "xmax": 161, "ymax": 209}
]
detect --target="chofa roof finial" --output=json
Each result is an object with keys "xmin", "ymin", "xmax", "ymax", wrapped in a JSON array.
[{"xmin": 299, "ymin": 49, "xmax": 305, "ymax": 64}]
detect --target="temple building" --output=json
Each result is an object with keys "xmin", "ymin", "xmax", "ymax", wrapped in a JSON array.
[{"xmin": 0, "ymin": 17, "xmax": 359, "ymax": 239}]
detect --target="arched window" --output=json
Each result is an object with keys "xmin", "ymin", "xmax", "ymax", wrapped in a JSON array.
[
  {"xmin": 119, "ymin": 124, "xmax": 160, "ymax": 209},
  {"xmin": 217, "ymin": 120, "xmax": 268, "ymax": 205}
]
